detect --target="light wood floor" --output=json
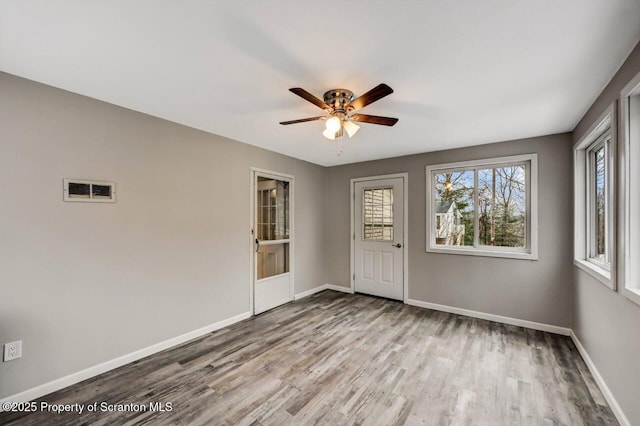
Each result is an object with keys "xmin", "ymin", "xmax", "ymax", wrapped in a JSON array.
[{"xmin": 1, "ymin": 291, "xmax": 616, "ymax": 425}]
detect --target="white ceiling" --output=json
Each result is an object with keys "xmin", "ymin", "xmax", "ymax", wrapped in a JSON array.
[{"xmin": 1, "ymin": 1, "xmax": 639, "ymax": 166}]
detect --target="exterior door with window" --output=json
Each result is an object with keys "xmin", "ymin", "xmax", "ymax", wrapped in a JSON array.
[
  {"xmin": 354, "ymin": 177, "xmax": 404, "ymax": 300},
  {"xmin": 254, "ymin": 172, "xmax": 292, "ymax": 314}
]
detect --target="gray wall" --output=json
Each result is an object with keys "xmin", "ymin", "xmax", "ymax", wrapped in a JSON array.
[
  {"xmin": 572, "ymin": 41, "xmax": 640, "ymax": 425},
  {"xmin": 325, "ymin": 133, "xmax": 574, "ymax": 327},
  {"xmin": 0, "ymin": 72, "xmax": 326, "ymax": 398}
]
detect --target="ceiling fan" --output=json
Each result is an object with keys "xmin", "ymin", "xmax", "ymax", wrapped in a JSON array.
[{"xmin": 280, "ymin": 83, "xmax": 398, "ymax": 140}]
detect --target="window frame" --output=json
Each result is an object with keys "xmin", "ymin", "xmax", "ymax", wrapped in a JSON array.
[
  {"xmin": 425, "ymin": 153, "xmax": 538, "ymax": 260},
  {"xmin": 586, "ymin": 132, "xmax": 611, "ymax": 269},
  {"xmin": 573, "ymin": 104, "xmax": 616, "ymax": 290},
  {"xmin": 620, "ymin": 70, "xmax": 640, "ymax": 305}
]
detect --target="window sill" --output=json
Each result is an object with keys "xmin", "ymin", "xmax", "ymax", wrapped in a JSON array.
[
  {"xmin": 623, "ymin": 287, "xmax": 640, "ymax": 306},
  {"xmin": 574, "ymin": 259, "xmax": 614, "ymax": 290},
  {"xmin": 427, "ymin": 246, "xmax": 538, "ymax": 261}
]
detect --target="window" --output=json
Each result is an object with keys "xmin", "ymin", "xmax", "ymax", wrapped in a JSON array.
[
  {"xmin": 573, "ymin": 105, "xmax": 615, "ymax": 289},
  {"xmin": 363, "ymin": 187, "xmax": 393, "ymax": 241},
  {"xmin": 426, "ymin": 154, "xmax": 538, "ymax": 259},
  {"xmin": 621, "ymin": 71, "xmax": 640, "ymax": 305},
  {"xmin": 587, "ymin": 134, "xmax": 610, "ymax": 266}
]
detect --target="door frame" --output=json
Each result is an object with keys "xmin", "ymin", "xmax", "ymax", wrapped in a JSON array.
[
  {"xmin": 249, "ymin": 167, "xmax": 295, "ymax": 315},
  {"xmin": 350, "ymin": 173, "xmax": 409, "ymax": 302}
]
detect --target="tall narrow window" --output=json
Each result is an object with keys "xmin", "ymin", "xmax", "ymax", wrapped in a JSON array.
[
  {"xmin": 573, "ymin": 105, "xmax": 615, "ymax": 289},
  {"xmin": 426, "ymin": 154, "xmax": 538, "ymax": 260},
  {"xmin": 587, "ymin": 136, "xmax": 610, "ymax": 267}
]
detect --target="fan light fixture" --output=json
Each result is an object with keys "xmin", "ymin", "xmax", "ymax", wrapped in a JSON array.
[
  {"xmin": 325, "ymin": 116, "xmax": 341, "ymax": 133},
  {"xmin": 280, "ymin": 84, "xmax": 398, "ymax": 146},
  {"xmin": 323, "ymin": 118, "xmax": 360, "ymax": 140},
  {"xmin": 322, "ymin": 128, "xmax": 336, "ymax": 140},
  {"xmin": 343, "ymin": 120, "xmax": 360, "ymax": 138}
]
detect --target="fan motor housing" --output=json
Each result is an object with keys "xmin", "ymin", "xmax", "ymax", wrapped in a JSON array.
[{"xmin": 323, "ymin": 89, "xmax": 354, "ymax": 113}]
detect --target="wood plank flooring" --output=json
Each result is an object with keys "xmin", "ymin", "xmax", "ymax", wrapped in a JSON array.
[{"xmin": 1, "ymin": 291, "xmax": 617, "ymax": 425}]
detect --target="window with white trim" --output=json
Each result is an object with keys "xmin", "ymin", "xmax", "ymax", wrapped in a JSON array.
[
  {"xmin": 573, "ymin": 105, "xmax": 615, "ymax": 289},
  {"xmin": 426, "ymin": 154, "xmax": 538, "ymax": 260},
  {"xmin": 621, "ymin": 71, "xmax": 640, "ymax": 305},
  {"xmin": 587, "ymin": 132, "xmax": 611, "ymax": 267}
]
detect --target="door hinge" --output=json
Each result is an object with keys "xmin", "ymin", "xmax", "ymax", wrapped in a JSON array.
[
  {"xmin": 353, "ymin": 273, "xmax": 355, "ymax": 281},
  {"xmin": 353, "ymin": 233, "xmax": 355, "ymax": 241}
]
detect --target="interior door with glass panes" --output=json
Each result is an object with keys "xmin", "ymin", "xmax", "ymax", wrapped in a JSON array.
[
  {"xmin": 254, "ymin": 173, "xmax": 292, "ymax": 314},
  {"xmin": 354, "ymin": 177, "xmax": 404, "ymax": 300}
]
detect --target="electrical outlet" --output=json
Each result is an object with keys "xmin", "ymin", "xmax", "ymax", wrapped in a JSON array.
[{"xmin": 4, "ymin": 341, "xmax": 22, "ymax": 362}]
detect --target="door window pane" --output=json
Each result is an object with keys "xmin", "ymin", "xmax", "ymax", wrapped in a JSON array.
[
  {"xmin": 433, "ymin": 170, "xmax": 474, "ymax": 246},
  {"xmin": 363, "ymin": 188, "xmax": 393, "ymax": 241},
  {"xmin": 257, "ymin": 178, "xmax": 289, "ymax": 240},
  {"xmin": 478, "ymin": 165, "xmax": 526, "ymax": 247},
  {"xmin": 257, "ymin": 243, "xmax": 289, "ymax": 280}
]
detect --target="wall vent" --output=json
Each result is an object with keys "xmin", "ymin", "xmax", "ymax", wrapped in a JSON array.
[{"xmin": 63, "ymin": 179, "xmax": 116, "ymax": 203}]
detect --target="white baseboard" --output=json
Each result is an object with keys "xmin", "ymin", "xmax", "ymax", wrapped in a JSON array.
[
  {"xmin": 0, "ymin": 311, "xmax": 252, "ymax": 408},
  {"xmin": 294, "ymin": 285, "xmax": 329, "ymax": 300},
  {"xmin": 406, "ymin": 298, "xmax": 571, "ymax": 336},
  {"xmin": 570, "ymin": 331, "xmax": 630, "ymax": 426},
  {"xmin": 325, "ymin": 283, "xmax": 354, "ymax": 294},
  {"xmin": 294, "ymin": 284, "xmax": 353, "ymax": 300}
]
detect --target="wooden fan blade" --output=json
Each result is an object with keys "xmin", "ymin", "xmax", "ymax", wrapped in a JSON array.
[
  {"xmin": 289, "ymin": 88, "xmax": 331, "ymax": 110},
  {"xmin": 279, "ymin": 116, "xmax": 325, "ymax": 125},
  {"xmin": 350, "ymin": 114, "xmax": 398, "ymax": 126},
  {"xmin": 346, "ymin": 83, "xmax": 394, "ymax": 112}
]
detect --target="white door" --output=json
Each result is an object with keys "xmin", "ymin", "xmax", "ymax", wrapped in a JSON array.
[
  {"xmin": 354, "ymin": 177, "xmax": 404, "ymax": 300},
  {"xmin": 253, "ymin": 172, "xmax": 293, "ymax": 314}
]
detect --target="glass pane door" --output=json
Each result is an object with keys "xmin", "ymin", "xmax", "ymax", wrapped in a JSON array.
[{"xmin": 256, "ymin": 177, "xmax": 290, "ymax": 280}]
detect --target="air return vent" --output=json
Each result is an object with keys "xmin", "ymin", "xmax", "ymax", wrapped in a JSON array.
[{"xmin": 63, "ymin": 179, "xmax": 116, "ymax": 203}]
